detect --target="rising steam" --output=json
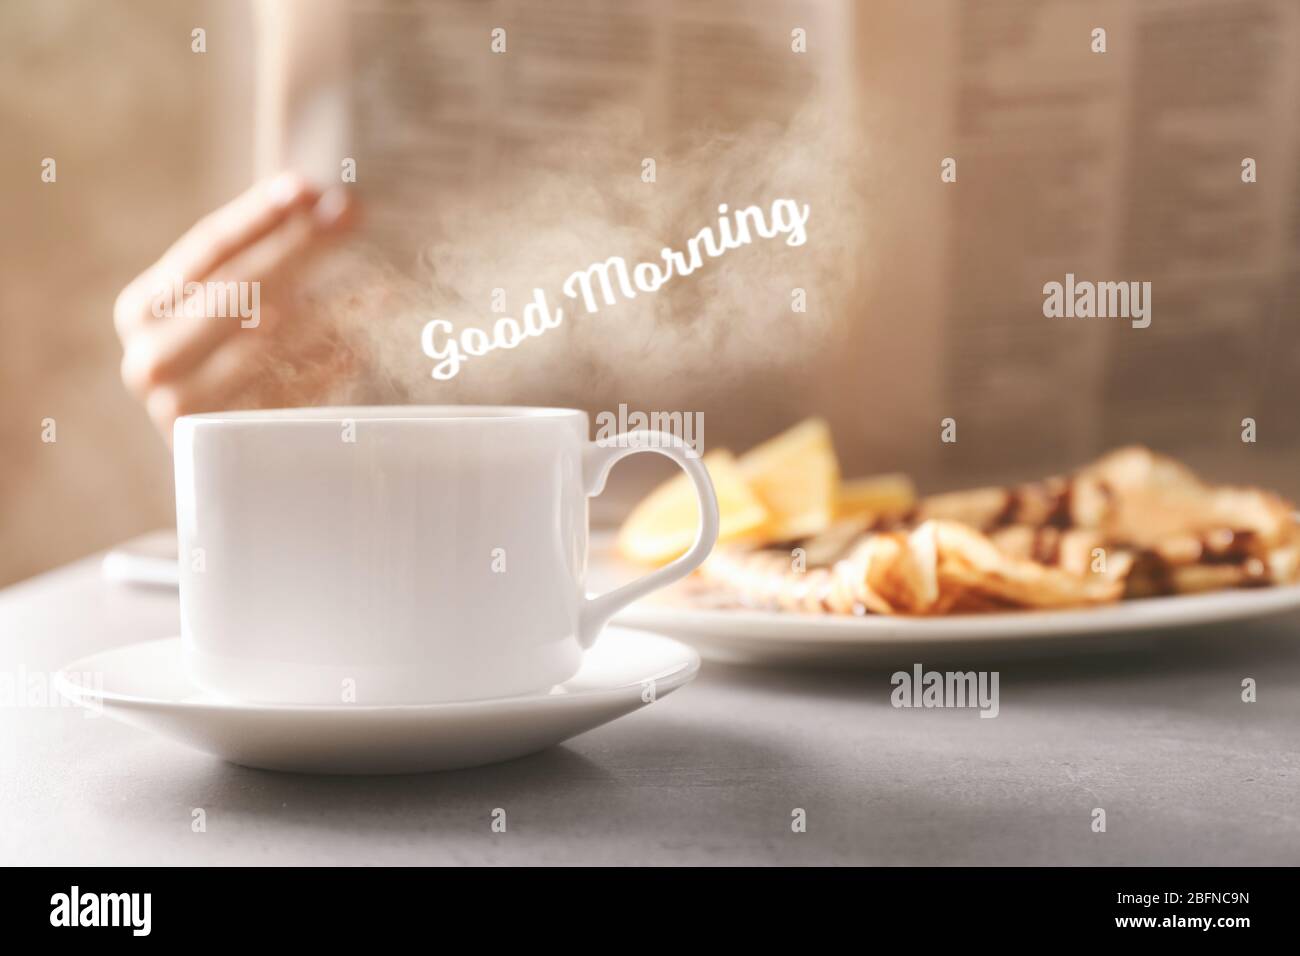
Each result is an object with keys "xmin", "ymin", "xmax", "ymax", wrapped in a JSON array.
[{"xmin": 309, "ymin": 83, "xmax": 867, "ymax": 414}]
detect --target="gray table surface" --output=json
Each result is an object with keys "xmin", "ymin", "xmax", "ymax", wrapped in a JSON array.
[{"xmin": 2, "ymin": 542, "xmax": 1298, "ymax": 866}]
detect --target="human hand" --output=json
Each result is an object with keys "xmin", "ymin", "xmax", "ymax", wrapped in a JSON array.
[{"xmin": 114, "ymin": 173, "xmax": 357, "ymax": 441}]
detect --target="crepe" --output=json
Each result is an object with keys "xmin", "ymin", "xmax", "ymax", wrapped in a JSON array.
[{"xmin": 694, "ymin": 447, "xmax": 1300, "ymax": 616}]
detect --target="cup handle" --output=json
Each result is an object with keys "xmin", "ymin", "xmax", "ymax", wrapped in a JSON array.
[{"xmin": 579, "ymin": 430, "xmax": 719, "ymax": 648}]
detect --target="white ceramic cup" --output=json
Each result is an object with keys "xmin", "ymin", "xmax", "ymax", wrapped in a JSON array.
[{"xmin": 173, "ymin": 406, "xmax": 718, "ymax": 705}]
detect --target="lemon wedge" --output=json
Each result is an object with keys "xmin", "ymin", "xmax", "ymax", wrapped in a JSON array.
[
  {"xmin": 617, "ymin": 450, "xmax": 769, "ymax": 565},
  {"xmin": 736, "ymin": 418, "xmax": 840, "ymax": 540},
  {"xmin": 836, "ymin": 473, "xmax": 917, "ymax": 521}
]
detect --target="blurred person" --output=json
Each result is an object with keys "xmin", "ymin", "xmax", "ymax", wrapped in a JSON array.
[{"xmin": 113, "ymin": 0, "xmax": 837, "ymax": 448}]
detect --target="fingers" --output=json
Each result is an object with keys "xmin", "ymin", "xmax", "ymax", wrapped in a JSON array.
[
  {"xmin": 308, "ymin": 186, "xmax": 356, "ymax": 236},
  {"xmin": 143, "ymin": 314, "xmax": 359, "ymax": 442},
  {"xmin": 142, "ymin": 320, "xmax": 274, "ymax": 437},
  {"xmin": 122, "ymin": 212, "xmax": 310, "ymax": 393},
  {"xmin": 115, "ymin": 174, "xmax": 360, "ymax": 442},
  {"xmin": 113, "ymin": 173, "xmax": 320, "ymax": 339},
  {"xmin": 120, "ymin": 187, "xmax": 356, "ymax": 398},
  {"xmin": 155, "ymin": 173, "xmax": 320, "ymax": 294}
]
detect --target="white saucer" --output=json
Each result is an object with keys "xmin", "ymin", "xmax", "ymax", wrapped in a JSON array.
[{"xmin": 54, "ymin": 628, "xmax": 699, "ymax": 775}]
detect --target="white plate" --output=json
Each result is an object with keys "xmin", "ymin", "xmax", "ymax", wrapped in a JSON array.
[
  {"xmin": 591, "ymin": 541, "xmax": 1300, "ymax": 663},
  {"xmin": 612, "ymin": 586, "xmax": 1300, "ymax": 662},
  {"xmin": 54, "ymin": 628, "xmax": 698, "ymax": 775}
]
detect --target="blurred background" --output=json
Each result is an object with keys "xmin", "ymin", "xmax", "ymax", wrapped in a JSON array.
[
  {"xmin": 1, "ymin": 0, "xmax": 249, "ymax": 587},
  {"xmin": 3, "ymin": 0, "xmax": 1299, "ymax": 588}
]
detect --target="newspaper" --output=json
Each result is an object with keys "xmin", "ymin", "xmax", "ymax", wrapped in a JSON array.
[{"xmin": 863, "ymin": 0, "xmax": 1300, "ymax": 492}]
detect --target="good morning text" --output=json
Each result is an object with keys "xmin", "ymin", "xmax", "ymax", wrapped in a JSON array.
[{"xmin": 421, "ymin": 197, "xmax": 811, "ymax": 380}]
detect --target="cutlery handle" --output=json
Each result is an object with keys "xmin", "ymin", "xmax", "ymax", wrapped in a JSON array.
[{"xmin": 579, "ymin": 431, "xmax": 719, "ymax": 648}]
